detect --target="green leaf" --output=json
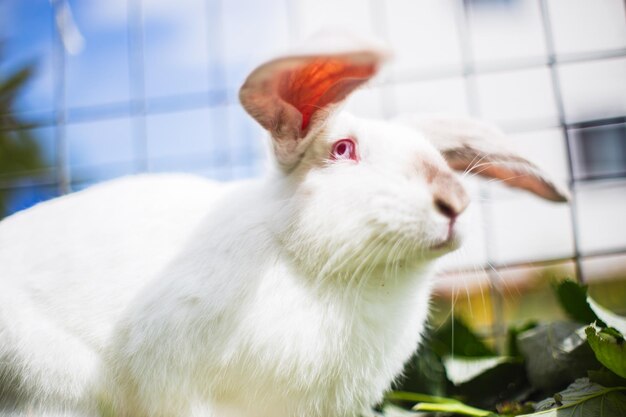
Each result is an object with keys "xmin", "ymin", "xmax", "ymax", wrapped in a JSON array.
[
  {"xmin": 444, "ymin": 356, "xmax": 529, "ymax": 410},
  {"xmin": 444, "ymin": 356, "xmax": 512, "ymax": 385},
  {"xmin": 0, "ymin": 64, "xmax": 35, "ymax": 103},
  {"xmin": 412, "ymin": 402, "xmax": 496, "ymax": 417},
  {"xmin": 586, "ymin": 324, "xmax": 626, "ymax": 378},
  {"xmin": 517, "ymin": 322, "xmax": 601, "ymax": 392},
  {"xmin": 386, "ymin": 392, "xmax": 497, "ymax": 417},
  {"xmin": 393, "ymin": 333, "xmax": 449, "ymax": 396},
  {"xmin": 432, "ymin": 316, "xmax": 496, "ymax": 358},
  {"xmin": 507, "ymin": 321, "xmax": 537, "ymax": 358},
  {"xmin": 518, "ymin": 378, "xmax": 626, "ymax": 416},
  {"xmin": 587, "ymin": 297, "xmax": 626, "ymax": 335},
  {"xmin": 552, "ymin": 280, "xmax": 600, "ymax": 325},
  {"xmin": 588, "ymin": 367, "xmax": 626, "ymax": 388},
  {"xmin": 387, "ymin": 391, "xmax": 462, "ymax": 404},
  {"xmin": 0, "ymin": 55, "xmax": 45, "ymax": 219}
]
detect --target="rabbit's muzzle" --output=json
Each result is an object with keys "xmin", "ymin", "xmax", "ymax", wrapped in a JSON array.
[{"xmin": 430, "ymin": 168, "xmax": 469, "ymax": 221}]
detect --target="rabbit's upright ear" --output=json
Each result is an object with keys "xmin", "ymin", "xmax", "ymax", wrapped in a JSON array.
[
  {"xmin": 398, "ymin": 115, "xmax": 570, "ymax": 202},
  {"xmin": 240, "ymin": 35, "xmax": 387, "ymax": 170}
]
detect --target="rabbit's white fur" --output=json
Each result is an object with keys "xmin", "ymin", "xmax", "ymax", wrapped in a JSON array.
[
  {"xmin": 0, "ymin": 175, "xmax": 224, "ymax": 410},
  {"xmin": 0, "ymin": 39, "xmax": 567, "ymax": 417},
  {"xmin": 1, "ymin": 114, "xmax": 449, "ymax": 417},
  {"xmin": 0, "ymin": 114, "xmax": 454, "ymax": 417}
]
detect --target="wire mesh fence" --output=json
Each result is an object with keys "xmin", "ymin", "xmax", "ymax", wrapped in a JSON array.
[{"xmin": 2, "ymin": 0, "xmax": 625, "ymax": 346}]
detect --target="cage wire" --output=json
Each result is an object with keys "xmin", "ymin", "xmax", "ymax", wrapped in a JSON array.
[{"xmin": 2, "ymin": 0, "xmax": 625, "ymax": 351}]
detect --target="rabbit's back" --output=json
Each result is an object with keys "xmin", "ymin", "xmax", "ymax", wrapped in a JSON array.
[{"xmin": 0, "ymin": 174, "xmax": 223, "ymax": 408}]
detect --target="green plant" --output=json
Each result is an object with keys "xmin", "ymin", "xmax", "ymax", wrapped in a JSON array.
[
  {"xmin": 381, "ymin": 279, "xmax": 626, "ymax": 417},
  {"xmin": 0, "ymin": 43, "xmax": 46, "ymax": 217}
]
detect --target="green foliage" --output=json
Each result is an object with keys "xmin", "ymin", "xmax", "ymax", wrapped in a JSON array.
[
  {"xmin": 393, "ymin": 317, "xmax": 498, "ymax": 398},
  {"xmin": 431, "ymin": 316, "xmax": 496, "ymax": 358},
  {"xmin": 506, "ymin": 321, "xmax": 536, "ymax": 358},
  {"xmin": 587, "ymin": 296, "xmax": 626, "ymax": 334},
  {"xmin": 586, "ymin": 324, "xmax": 626, "ymax": 379},
  {"xmin": 523, "ymin": 378, "xmax": 626, "ymax": 417},
  {"xmin": 444, "ymin": 357, "xmax": 529, "ymax": 410},
  {"xmin": 392, "ymin": 338, "xmax": 449, "ymax": 396},
  {"xmin": 517, "ymin": 322, "xmax": 600, "ymax": 392},
  {"xmin": 588, "ymin": 367, "xmax": 626, "ymax": 387},
  {"xmin": 0, "ymin": 44, "xmax": 45, "ymax": 217},
  {"xmin": 383, "ymin": 279, "xmax": 626, "ymax": 417},
  {"xmin": 552, "ymin": 279, "xmax": 602, "ymax": 325},
  {"xmin": 386, "ymin": 392, "xmax": 496, "ymax": 417}
]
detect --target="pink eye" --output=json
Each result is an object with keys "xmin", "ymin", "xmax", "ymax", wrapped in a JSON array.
[{"xmin": 331, "ymin": 138, "xmax": 358, "ymax": 162}]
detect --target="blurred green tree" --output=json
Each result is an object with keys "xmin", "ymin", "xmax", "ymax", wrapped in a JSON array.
[{"xmin": 0, "ymin": 44, "xmax": 46, "ymax": 218}]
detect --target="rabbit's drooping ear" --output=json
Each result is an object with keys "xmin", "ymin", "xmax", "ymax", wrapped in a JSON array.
[
  {"xmin": 240, "ymin": 37, "xmax": 386, "ymax": 170},
  {"xmin": 398, "ymin": 115, "xmax": 570, "ymax": 202}
]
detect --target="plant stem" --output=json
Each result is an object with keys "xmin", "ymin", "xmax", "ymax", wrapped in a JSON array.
[
  {"xmin": 413, "ymin": 402, "xmax": 493, "ymax": 416},
  {"xmin": 386, "ymin": 391, "xmax": 495, "ymax": 416},
  {"xmin": 386, "ymin": 391, "xmax": 462, "ymax": 404}
]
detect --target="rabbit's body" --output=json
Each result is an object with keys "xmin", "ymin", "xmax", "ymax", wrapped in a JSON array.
[
  {"xmin": 103, "ymin": 177, "xmax": 433, "ymax": 416},
  {"xmin": 98, "ymin": 116, "xmax": 438, "ymax": 417},
  {"xmin": 0, "ymin": 163, "xmax": 432, "ymax": 417},
  {"xmin": 0, "ymin": 175, "xmax": 224, "ymax": 408},
  {"xmin": 0, "ymin": 37, "xmax": 568, "ymax": 417}
]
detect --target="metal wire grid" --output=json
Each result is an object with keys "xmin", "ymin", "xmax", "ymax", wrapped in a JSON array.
[{"xmin": 2, "ymin": 0, "xmax": 626, "ymax": 342}]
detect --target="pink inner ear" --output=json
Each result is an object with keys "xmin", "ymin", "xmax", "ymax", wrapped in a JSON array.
[{"xmin": 277, "ymin": 58, "xmax": 376, "ymax": 133}]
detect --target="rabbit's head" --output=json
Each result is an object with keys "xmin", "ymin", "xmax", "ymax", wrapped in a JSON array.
[{"xmin": 240, "ymin": 35, "xmax": 568, "ymax": 282}]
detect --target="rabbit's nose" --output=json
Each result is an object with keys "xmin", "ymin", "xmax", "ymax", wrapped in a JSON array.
[
  {"xmin": 434, "ymin": 198, "xmax": 459, "ymax": 220},
  {"xmin": 431, "ymin": 172, "xmax": 469, "ymax": 220}
]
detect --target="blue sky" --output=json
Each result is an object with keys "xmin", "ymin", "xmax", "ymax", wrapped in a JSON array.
[
  {"xmin": 2, "ymin": 0, "xmax": 290, "ymax": 196},
  {"xmin": 3, "ymin": 0, "xmax": 56, "ymax": 113}
]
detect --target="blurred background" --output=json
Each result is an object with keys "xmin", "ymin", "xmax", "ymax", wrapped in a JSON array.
[{"xmin": 1, "ymin": 0, "xmax": 625, "ymax": 350}]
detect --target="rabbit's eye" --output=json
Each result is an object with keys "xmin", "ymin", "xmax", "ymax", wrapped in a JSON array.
[{"xmin": 331, "ymin": 139, "xmax": 358, "ymax": 162}]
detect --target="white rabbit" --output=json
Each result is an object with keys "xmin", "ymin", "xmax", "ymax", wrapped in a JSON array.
[{"xmin": 0, "ymin": 35, "xmax": 568, "ymax": 417}]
